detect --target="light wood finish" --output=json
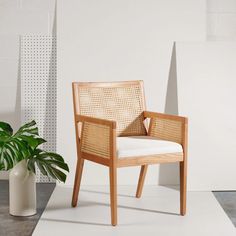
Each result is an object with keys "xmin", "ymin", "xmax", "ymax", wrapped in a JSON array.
[
  {"xmin": 180, "ymin": 161, "xmax": 187, "ymax": 215},
  {"xmin": 109, "ymin": 128, "xmax": 117, "ymax": 226},
  {"xmin": 144, "ymin": 111, "xmax": 187, "ymax": 144},
  {"xmin": 144, "ymin": 111, "xmax": 187, "ymax": 122},
  {"xmin": 72, "ymin": 81, "xmax": 188, "ymax": 226},
  {"xmin": 71, "ymin": 157, "xmax": 84, "ymax": 207},
  {"xmin": 109, "ymin": 165, "xmax": 117, "ymax": 226},
  {"xmin": 81, "ymin": 122, "xmax": 111, "ymax": 158},
  {"xmin": 136, "ymin": 165, "xmax": 148, "ymax": 198},
  {"xmin": 117, "ymin": 152, "xmax": 183, "ymax": 168},
  {"xmin": 144, "ymin": 110, "xmax": 188, "ymax": 215},
  {"xmin": 72, "ymin": 83, "xmax": 84, "ymax": 207},
  {"xmin": 180, "ymin": 119, "xmax": 188, "ymax": 215},
  {"xmin": 81, "ymin": 152, "xmax": 110, "ymax": 166},
  {"xmin": 78, "ymin": 114, "xmax": 116, "ymax": 159},
  {"xmin": 76, "ymin": 114, "xmax": 116, "ymax": 128},
  {"xmin": 73, "ymin": 81, "xmax": 146, "ymax": 136}
]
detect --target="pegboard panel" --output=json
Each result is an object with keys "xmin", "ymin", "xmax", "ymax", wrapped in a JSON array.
[{"xmin": 21, "ymin": 35, "xmax": 56, "ymax": 183}]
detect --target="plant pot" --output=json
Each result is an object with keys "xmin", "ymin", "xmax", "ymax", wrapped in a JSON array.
[{"xmin": 9, "ymin": 159, "xmax": 36, "ymax": 216}]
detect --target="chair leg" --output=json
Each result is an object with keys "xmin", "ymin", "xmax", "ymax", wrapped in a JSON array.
[
  {"xmin": 109, "ymin": 165, "xmax": 117, "ymax": 226},
  {"xmin": 71, "ymin": 158, "xmax": 84, "ymax": 207},
  {"xmin": 180, "ymin": 160, "xmax": 187, "ymax": 215},
  {"xmin": 136, "ymin": 165, "xmax": 148, "ymax": 198}
]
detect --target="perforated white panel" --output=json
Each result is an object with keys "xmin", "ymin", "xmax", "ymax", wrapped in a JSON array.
[{"xmin": 21, "ymin": 35, "xmax": 56, "ymax": 182}]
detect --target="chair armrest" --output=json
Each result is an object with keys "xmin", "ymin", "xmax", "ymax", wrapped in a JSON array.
[
  {"xmin": 144, "ymin": 111, "xmax": 187, "ymax": 123},
  {"xmin": 76, "ymin": 115, "xmax": 116, "ymax": 159},
  {"xmin": 76, "ymin": 114, "xmax": 116, "ymax": 129},
  {"xmin": 144, "ymin": 111, "xmax": 188, "ymax": 148}
]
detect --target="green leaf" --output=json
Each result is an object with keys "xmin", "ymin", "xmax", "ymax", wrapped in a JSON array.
[
  {"xmin": 51, "ymin": 167, "xmax": 67, "ymax": 183},
  {"xmin": 15, "ymin": 120, "xmax": 38, "ymax": 136},
  {"xmin": 46, "ymin": 152, "xmax": 64, "ymax": 162},
  {"xmin": 0, "ymin": 161, "xmax": 4, "ymax": 171},
  {"xmin": 20, "ymin": 135, "xmax": 46, "ymax": 149},
  {"xmin": 28, "ymin": 149, "xmax": 69, "ymax": 182},
  {"xmin": 0, "ymin": 120, "xmax": 69, "ymax": 182},
  {"xmin": 27, "ymin": 159, "xmax": 36, "ymax": 173},
  {"xmin": 26, "ymin": 127, "xmax": 39, "ymax": 136},
  {"xmin": 5, "ymin": 145, "xmax": 15, "ymax": 162},
  {"xmin": 35, "ymin": 159, "xmax": 48, "ymax": 176},
  {"xmin": 18, "ymin": 120, "xmax": 36, "ymax": 131},
  {"xmin": 0, "ymin": 131, "xmax": 11, "ymax": 142},
  {"xmin": 13, "ymin": 139, "xmax": 30, "ymax": 158},
  {"xmin": 3, "ymin": 151, "xmax": 13, "ymax": 170},
  {"xmin": 44, "ymin": 159, "xmax": 69, "ymax": 172},
  {"xmin": 0, "ymin": 122, "xmax": 13, "ymax": 135},
  {"xmin": 43, "ymin": 165, "xmax": 57, "ymax": 180},
  {"xmin": 6, "ymin": 143, "xmax": 23, "ymax": 162}
]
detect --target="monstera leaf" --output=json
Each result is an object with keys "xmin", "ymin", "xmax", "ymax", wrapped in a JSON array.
[
  {"xmin": 27, "ymin": 149, "xmax": 69, "ymax": 183},
  {"xmin": 0, "ymin": 120, "xmax": 43, "ymax": 170},
  {"xmin": 0, "ymin": 120, "xmax": 69, "ymax": 182}
]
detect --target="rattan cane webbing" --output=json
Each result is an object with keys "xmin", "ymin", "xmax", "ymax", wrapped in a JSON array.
[
  {"xmin": 149, "ymin": 117, "xmax": 183, "ymax": 144},
  {"xmin": 78, "ymin": 85, "xmax": 146, "ymax": 136},
  {"xmin": 81, "ymin": 122, "xmax": 111, "ymax": 158}
]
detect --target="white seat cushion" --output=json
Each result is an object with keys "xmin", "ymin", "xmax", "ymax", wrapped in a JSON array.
[{"xmin": 117, "ymin": 136, "xmax": 183, "ymax": 158}]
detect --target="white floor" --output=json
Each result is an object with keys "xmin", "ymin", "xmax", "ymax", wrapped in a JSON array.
[{"xmin": 33, "ymin": 186, "xmax": 235, "ymax": 236}]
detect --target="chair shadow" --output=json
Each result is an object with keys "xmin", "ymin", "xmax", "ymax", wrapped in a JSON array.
[
  {"xmin": 40, "ymin": 217, "xmax": 110, "ymax": 226},
  {"xmin": 42, "ymin": 208, "xmax": 179, "ymax": 227},
  {"xmin": 43, "ymin": 201, "xmax": 179, "ymax": 227},
  {"xmin": 81, "ymin": 189, "xmax": 135, "ymax": 198},
  {"xmin": 99, "ymin": 202, "xmax": 180, "ymax": 216},
  {"xmin": 159, "ymin": 41, "xmax": 179, "ymax": 187},
  {"xmin": 46, "ymin": 196, "xmax": 179, "ymax": 218},
  {"xmin": 158, "ymin": 185, "xmax": 179, "ymax": 191},
  {"xmin": 45, "ymin": 201, "xmax": 99, "ymax": 211},
  {"xmin": 80, "ymin": 189, "xmax": 180, "ymax": 216}
]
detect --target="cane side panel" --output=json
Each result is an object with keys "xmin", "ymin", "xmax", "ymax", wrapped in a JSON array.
[
  {"xmin": 81, "ymin": 122, "xmax": 111, "ymax": 158},
  {"xmin": 78, "ymin": 85, "xmax": 146, "ymax": 136},
  {"xmin": 149, "ymin": 117, "xmax": 183, "ymax": 144}
]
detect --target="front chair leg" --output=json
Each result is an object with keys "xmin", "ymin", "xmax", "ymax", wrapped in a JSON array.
[
  {"xmin": 109, "ymin": 165, "xmax": 117, "ymax": 226},
  {"xmin": 136, "ymin": 165, "xmax": 148, "ymax": 198},
  {"xmin": 71, "ymin": 158, "xmax": 84, "ymax": 207},
  {"xmin": 180, "ymin": 160, "xmax": 187, "ymax": 215}
]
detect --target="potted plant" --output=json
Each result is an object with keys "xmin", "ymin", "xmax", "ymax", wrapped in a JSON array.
[{"xmin": 0, "ymin": 120, "xmax": 69, "ymax": 216}]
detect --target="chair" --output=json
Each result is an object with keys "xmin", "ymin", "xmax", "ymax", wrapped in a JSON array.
[{"xmin": 71, "ymin": 80, "xmax": 188, "ymax": 226}]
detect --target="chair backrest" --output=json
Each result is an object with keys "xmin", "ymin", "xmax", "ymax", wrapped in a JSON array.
[{"xmin": 72, "ymin": 81, "xmax": 147, "ymax": 136}]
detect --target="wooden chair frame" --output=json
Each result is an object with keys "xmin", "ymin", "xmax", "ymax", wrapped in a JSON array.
[{"xmin": 71, "ymin": 81, "xmax": 188, "ymax": 226}]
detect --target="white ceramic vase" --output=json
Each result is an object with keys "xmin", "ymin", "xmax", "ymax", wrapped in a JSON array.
[{"xmin": 9, "ymin": 159, "xmax": 36, "ymax": 216}]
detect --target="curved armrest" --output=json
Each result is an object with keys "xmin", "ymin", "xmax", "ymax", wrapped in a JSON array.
[
  {"xmin": 144, "ymin": 111, "xmax": 187, "ymax": 123},
  {"xmin": 76, "ymin": 114, "xmax": 116, "ymax": 129},
  {"xmin": 144, "ymin": 111, "xmax": 188, "ymax": 151},
  {"xmin": 76, "ymin": 115, "xmax": 116, "ymax": 159}
]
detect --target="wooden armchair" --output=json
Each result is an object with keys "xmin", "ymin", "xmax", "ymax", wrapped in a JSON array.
[{"xmin": 71, "ymin": 81, "xmax": 188, "ymax": 226}]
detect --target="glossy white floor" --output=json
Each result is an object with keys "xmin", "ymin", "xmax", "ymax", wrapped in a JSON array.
[{"xmin": 33, "ymin": 186, "xmax": 235, "ymax": 236}]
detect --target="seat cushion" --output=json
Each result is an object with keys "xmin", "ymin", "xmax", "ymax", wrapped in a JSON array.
[{"xmin": 117, "ymin": 136, "xmax": 183, "ymax": 158}]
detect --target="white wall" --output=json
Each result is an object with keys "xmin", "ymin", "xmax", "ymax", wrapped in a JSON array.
[
  {"xmin": 57, "ymin": 0, "xmax": 206, "ymax": 186},
  {"xmin": 1, "ymin": 0, "xmax": 236, "ymax": 189},
  {"xmin": 176, "ymin": 42, "xmax": 236, "ymax": 190},
  {"xmin": 207, "ymin": 0, "xmax": 236, "ymax": 40},
  {"xmin": 0, "ymin": 0, "xmax": 56, "ymax": 179}
]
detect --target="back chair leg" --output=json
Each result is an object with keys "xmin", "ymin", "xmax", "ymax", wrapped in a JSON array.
[
  {"xmin": 136, "ymin": 165, "xmax": 148, "ymax": 198},
  {"xmin": 72, "ymin": 158, "xmax": 84, "ymax": 207},
  {"xmin": 180, "ymin": 160, "xmax": 187, "ymax": 215},
  {"xmin": 109, "ymin": 165, "xmax": 117, "ymax": 226}
]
